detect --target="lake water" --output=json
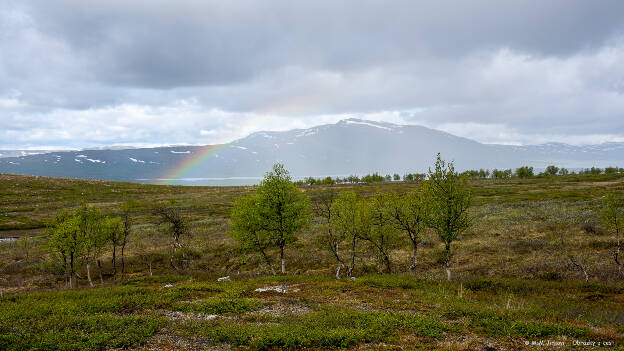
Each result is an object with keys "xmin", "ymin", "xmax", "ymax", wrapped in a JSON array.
[
  {"xmin": 138, "ymin": 177, "xmax": 264, "ymax": 186},
  {"xmin": 136, "ymin": 175, "xmax": 347, "ymax": 186}
]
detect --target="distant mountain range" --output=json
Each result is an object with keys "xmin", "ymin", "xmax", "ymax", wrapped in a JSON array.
[
  {"xmin": 1, "ymin": 118, "xmax": 623, "ymax": 185},
  {"xmin": 0, "ymin": 150, "xmax": 63, "ymax": 158}
]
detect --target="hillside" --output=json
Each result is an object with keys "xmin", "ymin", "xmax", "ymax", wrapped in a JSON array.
[
  {"xmin": 1, "ymin": 173, "xmax": 624, "ymax": 350},
  {"xmin": 2, "ymin": 119, "xmax": 624, "ymax": 185}
]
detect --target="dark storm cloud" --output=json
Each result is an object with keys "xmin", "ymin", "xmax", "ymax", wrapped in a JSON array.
[
  {"xmin": 1, "ymin": 0, "xmax": 624, "ymax": 147},
  {"xmin": 23, "ymin": 0, "xmax": 624, "ymax": 88}
]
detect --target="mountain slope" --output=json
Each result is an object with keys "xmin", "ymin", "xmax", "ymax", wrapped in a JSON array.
[{"xmin": 0, "ymin": 118, "xmax": 622, "ymax": 185}]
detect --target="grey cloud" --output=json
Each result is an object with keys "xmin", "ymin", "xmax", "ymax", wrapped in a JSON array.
[
  {"xmin": 2, "ymin": 0, "xmax": 624, "ymax": 148},
  {"xmin": 20, "ymin": 0, "xmax": 624, "ymax": 88}
]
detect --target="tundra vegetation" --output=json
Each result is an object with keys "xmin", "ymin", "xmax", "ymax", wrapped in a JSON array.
[{"xmin": 1, "ymin": 157, "xmax": 624, "ymax": 350}]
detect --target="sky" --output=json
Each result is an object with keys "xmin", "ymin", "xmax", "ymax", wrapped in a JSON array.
[{"xmin": 2, "ymin": 0, "xmax": 624, "ymax": 149}]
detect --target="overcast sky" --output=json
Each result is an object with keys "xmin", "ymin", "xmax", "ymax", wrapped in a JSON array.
[{"xmin": 2, "ymin": 0, "xmax": 624, "ymax": 149}]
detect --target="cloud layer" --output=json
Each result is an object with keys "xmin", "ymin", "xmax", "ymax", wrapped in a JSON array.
[{"xmin": 2, "ymin": 0, "xmax": 624, "ymax": 148}]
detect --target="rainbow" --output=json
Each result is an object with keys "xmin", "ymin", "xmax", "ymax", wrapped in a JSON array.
[{"xmin": 157, "ymin": 144, "xmax": 229, "ymax": 185}]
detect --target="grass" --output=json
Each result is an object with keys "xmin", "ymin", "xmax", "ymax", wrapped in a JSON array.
[
  {"xmin": 1, "ymin": 173, "xmax": 624, "ymax": 349},
  {"xmin": 0, "ymin": 275, "xmax": 621, "ymax": 350},
  {"xmin": 179, "ymin": 308, "xmax": 452, "ymax": 349}
]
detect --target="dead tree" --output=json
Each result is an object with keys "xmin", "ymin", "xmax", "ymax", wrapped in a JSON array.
[{"xmin": 154, "ymin": 206, "xmax": 188, "ymax": 270}]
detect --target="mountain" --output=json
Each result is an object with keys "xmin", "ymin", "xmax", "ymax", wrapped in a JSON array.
[
  {"xmin": 0, "ymin": 150, "xmax": 66, "ymax": 158},
  {"xmin": 1, "ymin": 118, "xmax": 623, "ymax": 185}
]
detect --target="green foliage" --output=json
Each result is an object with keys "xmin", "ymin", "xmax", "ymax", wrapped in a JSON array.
[
  {"xmin": 173, "ymin": 297, "xmax": 261, "ymax": 315},
  {"xmin": 46, "ymin": 209, "xmax": 82, "ymax": 264},
  {"xmin": 403, "ymin": 173, "xmax": 426, "ymax": 182},
  {"xmin": 601, "ymin": 193, "xmax": 623, "ymax": 233},
  {"xmin": 515, "ymin": 166, "xmax": 535, "ymax": 179},
  {"xmin": 232, "ymin": 163, "xmax": 310, "ymax": 274},
  {"xmin": 600, "ymin": 192, "xmax": 624, "ymax": 275},
  {"xmin": 544, "ymin": 165, "xmax": 559, "ymax": 176},
  {"xmin": 362, "ymin": 193, "xmax": 400, "ymax": 273},
  {"xmin": 181, "ymin": 308, "xmax": 451, "ymax": 349},
  {"xmin": 388, "ymin": 191, "xmax": 429, "ymax": 269},
  {"xmin": 491, "ymin": 168, "xmax": 512, "ymax": 179},
  {"xmin": 231, "ymin": 194, "xmax": 272, "ymax": 253},
  {"xmin": 257, "ymin": 164, "xmax": 311, "ymax": 246},
  {"xmin": 424, "ymin": 154, "xmax": 472, "ymax": 249},
  {"xmin": 330, "ymin": 190, "xmax": 370, "ymax": 275},
  {"xmin": 461, "ymin": 169, "xmax": 490, "ymax": 179},
  {"xmin": 72, "ymin": 204, "xmax": 107, "ymax": 261},
  {"xmin": 101, "ymin": 216, "xmax": 123, "ymax": 250},
  {"xmin": 330, "ymin": 191, "xmax": 367, "ymax": 242},
  {"xmin": 361, "ymin": 172, "xmax": 386, "ymax": 183},
  {"xmin": 0, "ymin": 285, "xmax": 177, "ymax": 350},
  {"xmin": 423, "ymin": 154, "xmax": 472, "ymax": 280}
]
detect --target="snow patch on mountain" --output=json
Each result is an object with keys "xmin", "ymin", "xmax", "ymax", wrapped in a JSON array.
[{"xmin": 295, "ymin": 129, "xmax": 318, "ymax": 137}]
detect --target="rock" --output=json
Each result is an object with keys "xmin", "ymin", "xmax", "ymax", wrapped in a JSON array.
[
  {"xmin": 217, "ymin": 276, "xmax": 231, "ymax": 282},
  {"xmin": 255, "ymin": 285, "xmax": 287, "ymax": 293},
  {"xmin": 255, "ymin": 284, "xmax": 300, "ymax": 293},
  {"xmin": 163, "ymin": 284, "xmax": 175, "ymax": 288}
]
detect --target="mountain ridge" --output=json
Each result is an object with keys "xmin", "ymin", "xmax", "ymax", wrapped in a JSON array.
[{"xmin": 1, "ymin": 118, "xmax": 623, "ymax": 185}]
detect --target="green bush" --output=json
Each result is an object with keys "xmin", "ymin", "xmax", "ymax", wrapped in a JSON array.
[
  {"xmin": 181, "ymin": 308, "xmax": 453, "ymax": 349},
  {"xmin": 173, "ymin": 297, "xmax": 261, "ymax": 315}
]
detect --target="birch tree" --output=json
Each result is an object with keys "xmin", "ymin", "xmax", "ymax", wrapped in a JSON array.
[
  {"xmin": 47, "ymin": 210, "xmax": 82, "ymax": 289},
  {"xmin": 154, "ymin": 205, "xmax": 188, "ymax": 270},
  {"xmin": 75, "ymin": 204, "xmax": 106, "ymax": 287},
  {"xmin": 388, "ymin": 191, "xmax": 429, "ymax": 271},
  {"xmin": 360, "ymin": 193, "xmax": 398, "ymax": 274},
  {"xmin": 312, "ymin": 190, "xmax": 346, "ymax": 278},
  {"xmin": 119, "ymin": 200, "xmax": 136, "ymax": 281},
  {"xmin": 601, "ymin": 193, "xmax": 624, "ymax": 277},
  {"xmin": 230, "ymin": 194, "xmax": 277, "ymax": 275},
  {"xmin": 255, "ymin": 163, "xmax": 310, "ymax": 274},
  {"xmin": 423, "ymin": 154, "xmax": 472, "ymax": 281},
  {"xmin": 330, "ymin": 191, "xmax": 369, "ymax": 277}
]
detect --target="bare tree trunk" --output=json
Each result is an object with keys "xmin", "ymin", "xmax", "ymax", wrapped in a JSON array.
[
  {"xmin": 111, "ymin": 244, "xmax": 117, "ymax": 281},
  {"xmin": 259, "ymin": 248, "xmax": 276, "ymax": 275},
  {"xmin": 170, "ymin": 239, "xmax": 182, "ymax": 270},
  {"xmin": 383, "ymin": 252, "xmax": 392, "ymax": 274},
  {"xmin": 97, "ymin": 259, "xmax": 104, "ymax": 285},
  {"xmin": 445, "ymin": 243, "xmax": 452, "ymax": 282},
  {"xmin": 148, "ymin": 262, "xmax": 153, "ymax": 276},
  {"xmin": 409, "ymin": 241, "xmax": 418, "ymax": 272},
  {"xmin": 70, "ymin": 252, "xmax": 75, "ymax": 289},
  {"xmin": 280, "ymin": 246, "xmax": 286, "ymax": 274},
  {"xmin": 86, "ymin": 258, "xmax": 94, "ymax": 287},
  {"xmin": 120, "ymin": 243, "xmax": 126, "ymax": 281},
  {"xmin": 348, "ymin": 236, "xmax": 357, "ymax": 277},
  {"xmin": 568, "ymin": 256, "xmax": 589, "ymax": 282},
  {"xmin": 331, "ymin": 242, "xmax": 345, "ymax": 279},
  {"xmin": 63, "ymin": 256, "xmax": 69, "ymax": 289},
  {"xmin": 615, "ymin": 229, "xmax": 623, "ymax": 277},
  {"xmin": 335, "ymin": 264, "xmax": 343, "ymax": 280}
]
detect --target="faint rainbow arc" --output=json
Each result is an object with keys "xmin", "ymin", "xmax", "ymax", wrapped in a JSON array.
[
  {"xmin": 157, "ymin": 144, "xmax": 229, "ymax": 185},
  {"xmin": 158, "ymin": 93, "xmax": 324, "ymax": 185}
]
